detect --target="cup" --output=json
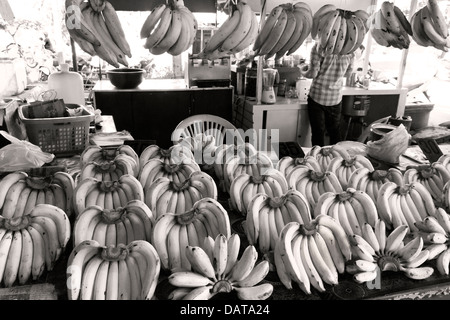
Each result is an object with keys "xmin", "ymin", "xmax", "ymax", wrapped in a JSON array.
[{"xmin": 285, "ymin": 86, "xmax": 298, "ymax": 99}]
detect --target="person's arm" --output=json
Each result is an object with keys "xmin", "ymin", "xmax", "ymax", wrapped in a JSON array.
[
  {"xmin": 344, "ymin": 53, "xmax": 356, "ymax": 79},
  {"xmin": 302, "ymin": 44, "xmax": 321, "ymax": 79}
]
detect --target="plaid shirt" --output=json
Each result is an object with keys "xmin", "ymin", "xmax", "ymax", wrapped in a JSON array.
[{"xmin": 308, "ymin": 43, "xmax": 355, "ymax": 106}]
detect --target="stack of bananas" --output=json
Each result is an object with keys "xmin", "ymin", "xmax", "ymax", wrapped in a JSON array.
[
  {"xmin": 198, "ymin": 0, "xmax": 258, "ymax": 60},
  {"xmin": 140, "ymin": 0, "xmax": 198, "ymax": 56},
  {"xmin": 67, "ymin": 239, "xmax": 161, "ymax": 300},
  {"xmin": 168, "ymin": 234, "xmax": 274, "ymax": 300},
  {"xmin": 369, "ymin": 1, "xmax": 412, "ymax": 49},
  {"xmin": 151, "ymin": 198, "xmax": 231, "ymax": 273},
  {"xmin": 273, "ymin": 216, "xmax": 352, "ymax": 294},
  {"xmin": 253, "ymin": 2, "xmax": 313, "ymax": 60},
  {"xmin": 311, "ymin": 4, "xmax": 370, "ymax": 56},
  {"xmin": 347, "ymin": 220, "xmax": 434, "ymax": 282},
  {"xmin": 410, "ymin": 0, "xmax": 450, "ymax": 52},
  {"xmin": 64, "ymin": 0, "xmax": 132, "ymax": 67}
]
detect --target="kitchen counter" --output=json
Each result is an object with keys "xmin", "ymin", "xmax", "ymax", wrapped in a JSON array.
[{"xmin": 93, "ymin": 79, "xmax": 233, "ymax": 92}]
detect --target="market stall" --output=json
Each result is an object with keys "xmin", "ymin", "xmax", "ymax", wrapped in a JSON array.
[{"xmin": 2, "ymin": 0, "xmax": 450, "ymax": 305}]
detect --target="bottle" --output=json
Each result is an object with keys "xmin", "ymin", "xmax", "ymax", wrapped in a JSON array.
[{"xmin": 47, "ymin": 52, "xmax": 85, "ymax": 106}]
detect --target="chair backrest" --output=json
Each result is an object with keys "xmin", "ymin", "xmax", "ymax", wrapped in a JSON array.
[{"xmin": 171, "ymin": 114, "xmax": 243, "ymax": 146}]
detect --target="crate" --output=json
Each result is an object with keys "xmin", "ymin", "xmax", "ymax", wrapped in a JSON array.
[{"xmin": 18, "ymin": 104, "xmax": 94, "ymax": 157}]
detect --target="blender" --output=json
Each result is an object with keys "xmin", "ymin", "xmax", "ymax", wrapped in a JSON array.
[{"xmin": 261, "ymin": 68, "xmax": 278, "ymax": 104}]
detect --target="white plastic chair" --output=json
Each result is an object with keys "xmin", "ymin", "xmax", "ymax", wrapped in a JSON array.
[{"xmin": 171, "ymin": 114, "xmax": 243, "ymax": 146}]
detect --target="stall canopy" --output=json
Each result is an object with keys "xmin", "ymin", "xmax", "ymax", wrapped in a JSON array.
[{"xmin": 107, "ymin": 0, "xmax": 217, "ymax": 12}]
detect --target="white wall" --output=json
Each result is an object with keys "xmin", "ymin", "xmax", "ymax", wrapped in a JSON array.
[{"xmin": 246, "ymin": 0, "xmax": 374, "ymax": 15}]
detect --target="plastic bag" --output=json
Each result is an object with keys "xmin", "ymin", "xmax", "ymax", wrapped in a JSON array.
[
  {"xmin": 366, "ymin": 124, "xmax": 411, "ymax": 164},
  {"xmin": 0, "ymin": 130, "xmax": 54, "ymax": 171}
]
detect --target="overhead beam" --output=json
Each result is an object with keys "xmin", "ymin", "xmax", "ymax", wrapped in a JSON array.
[{"xmin": 107, "ymin": 0, "xmax": 217, "ymax": 12}]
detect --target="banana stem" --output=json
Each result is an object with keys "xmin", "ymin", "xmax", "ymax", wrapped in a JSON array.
[
  {"xmin": 4, "ymin": 216, "xmax": 31, "ymax": 231},
  {"xmin": 371, "ymin": 170, "xmax": 388, "ymax": 181},
  {"xmin": 212, "ymin": 280, "xmax": 232, "ymax": 294},
  {"xmin": 101, "ymin": 244, "xmax": 129, "ymax": 261},
  {"xmin": 176, "ymin": 210, "xmax": 196, "ymax": 225},
  {"xmin": 26, "ymin": 177, "xmax": 50, "ymax": 190},
  {"xmin": 103, "ymin": 208, "xmax": 123, "ymax": 223}
]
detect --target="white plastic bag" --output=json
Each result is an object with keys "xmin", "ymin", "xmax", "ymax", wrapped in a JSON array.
[{"xmin": 0, "ymin": 130, "xmax": 54, "ymax": 171}]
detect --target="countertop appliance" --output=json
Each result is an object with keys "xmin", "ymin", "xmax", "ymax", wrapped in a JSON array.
[{"xmin": 186, "ymin": 54, "xmax": 231, "ymax": 88}]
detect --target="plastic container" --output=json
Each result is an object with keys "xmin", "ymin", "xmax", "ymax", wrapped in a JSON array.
[
  {"xmin": 296, "ymin": 77, "xmax": 312, "ymax": 102},
  {"xmin": 48, "ymin": 62, "xmax": 85, "ymax": 106},
  {"xmin": 18, "ymin": 103, "xmax": 94, "ymax": 157},
  {"xmin": 403, "ymin": 103, "xmax": 434, "ymax": 131},
  {"xmin": 0, "ymin": 57, "xmax": 27, "ymax": 97}
]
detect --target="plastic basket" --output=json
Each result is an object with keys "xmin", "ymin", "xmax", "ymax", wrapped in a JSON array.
[{"xmin": 18, "ymin": 103, "xmax": 94, "ymax": 157}]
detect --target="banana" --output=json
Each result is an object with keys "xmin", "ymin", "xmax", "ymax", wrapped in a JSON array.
[
  {"xmin": 316, "ymin": 214, "xmax": 352, "ymax": 261},
  {"xmin": 402, "ymin": 249, "xmax": 430, "ymax": 268},
  {"xmin": 397, "ymin": 235, "xmax": 423, "ymax": 262},
  {"xmin": 220, "ymin": 1, "xmax": 253, "ymax": 53},
  {"xmin": 324, "ymin": 13, "xmax": 342, "ymax": 55},
  {"xmin": 168, "ymin": 270, "xmax": 214, "ymax": 287},
  {"xmin": 31, "ymin": 215, "xmax": 62, "ymax": 263},
  {"xmin": 117, "ymin": 257, "xmax": 131, "ymax": 300},
  {"xmin": 253, "ymin": 5, "xmax": 284, "ymax": 52},
  {"xmin": 1, "ymin": 180, "xmax": 27, "ymax": 219},
  {"xmin": 144, "ymin": 6, "xmax": 172, "ymax": 50},
  {"xmin": 126, "ymin": 254, "xmax": 142, "ymax": 300},
  {"xmin": 300, "ymin": 234, "xmax": 326, "ymax": 292},
  {"xmin": 348, "ymin": 15, "xmax": 368, "ymax": 53},
  {"xmin": 2, "ymin": 230, "xmax": 22, "ymax": 287},
  {"xmin": 92, "ymin": 10, "xmax": 128, "ymax": 66},
  {"xmin": 26, "ymin": 226, "xmax": 46, "ymax": 281},
  {"xmin": 64, "ymin": 0, "xmax": 101, "ymax": 47},
  {"xmin": 333, "ymin": 14, "xmax": 348, "ymax": 54},
  {"xmin": 402, "ymin": 266, "xmax": 434, "ymax": 280},
  {"xmin": 223, "ymin": 233, "xmax": 240, "ymax": 278},
  {"xmin": 311, "ymin": 4, "xmax": 337, "ymax": 40},
  {"xmin": 411, "ymin": 181, "xmax": 436, "ymax": 216},
  {"xmin": 393, "ymin": 5, "xmax": 412, "ymax": 36},
  {"xmin": 149, "ymin": 9, "xmax": 183, "ymax": 55},
  {"xmin": 119, "ymin": 174, "xmax": 145, "ymax": 202},
  {"xmin": 265, "ymin": 8, "xmax": 297, "ymax": 60},
  {"xmin": 228, "ymin": 245, "xmax": 258, "ymax": 283},
  {"xmin": 436, "ymin": 247, "xmax": 450, "ymax": 275},
  {"xmin": 420, "ymin": 6, "xmax": 447, "ymax": 46},
  {"xmin": 229, "ymin": 9, "xmax": 259, "ymax": 54},
  {"xmin": 353, "ymin": 270, "xmax": 377, "ymax": 284},
  {"xmin": 317, "ymin": 225, "xmax": 346, "ymax": 274},
  {"xmin": 178, "ymin": 5, "xmax": 198, "ymax": 48},
  {"xmin": 203, "ymin": 7, "xmax": 241, "ymax": 54},
  {"xmin": 92, "ymin": 259, "xmax": 109, "ymax": 300},
  {"xmin": 17, "ymin": 228, "xmax": 33, "ymax": 285},
  {"xmin": 102, "ymin": 0, "xmax": 131, "ymax": 57},
  {"xmin": 234, "ymin": 260, "xmax": 269, "ymax": 288},
  {"xmin": 350, "ymin": 189, "xmax": 378, "ymax": 227},
  {"xmin": 273, "ymin": 239, "xmax": 293, "ymax": 290},
  {"xmin": 425, "ymin": 243, "xmax": 447, "ymax": 260},
  {"xmin": 52, "ymin": 171, "xmax": 75, "ymax": 217},
  {"xmin": 384, "ymin": 224, "xmax": 409, "ymax": 254},
  {"xmin": 409, "ymin": 187, "xmax": 429, "ymax": 220},
  {"xmin": 50, "ymin": 184, "xmax": 68, "ymax": 214},
  {"xmin": 380, "ymin": 1, "xmax": 403, "ymax": 35},
  {"xmin": 411, "ymin": 9, "xmax": 434, "ymax": 47},
  {"xmin": 89, "ymin": 0, "xmax": 105, "ymax": 12},
  {"xmin": 257, "ymin": 9, "xmax": 288, "ymax": 56},
  {"xmin": 74, "ymin": 178, "xmax": 99, "ymax": 217},
  {"xmin": 0, "ymin": 230, "xmax": 13, "ymax": 285},
  {"xmin": 435, "ymin": 207, "xmax": 450, "ymax": 233},
  {"xmin": 180, "ymin": 285, "xmax": 214, "ymax": 300},
  {"xmin": 67, "ymin": 23, "xmax": 96, "ymax": 56},
  {"xmin": 213, "ymin": 234, "xmax": 228, "ymax": 280},
  {"xmin": 140, "ymin": 3, "xmax": 167, "ymax": 39},
  {"xmin": 151, "ymin": 213, "xmax": 176, "ymax": 270},
  {"xmin": 370, "ymin": 26, "xmax": 391, "ymax": 47},
  {"xmin": 233, "ymin": 283, "xmax": 273, "ymax": 300},
  {"xmin": 29, "ymin": 204, "xmax": 71, "ymax": 249},
  {"xmin": 318, "ymin": 9, "xmax": 340, "ymax": 50},
  {"xmin": 307, "ymin": 233, "xmax": 338, "ymax": 285},
  {"xmin": 427, "ymin": 0, "xmax": 449, "ymax": 38},
  {"xmin": 185, "ymin": 246, "xmax": 215, "ymax": 280}
]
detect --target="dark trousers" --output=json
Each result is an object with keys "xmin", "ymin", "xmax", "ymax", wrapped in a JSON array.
[{"xmin": 307, "ymin": 96, "xmax": 343, "ymax": 147}]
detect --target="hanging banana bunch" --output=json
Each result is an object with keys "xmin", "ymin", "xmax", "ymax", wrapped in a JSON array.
[
  {"xmin": 198, "ymin": 0, "xmax": 258, "ymax": 60},
  {"xmin": 368, "ymin": 1, "xmax": 412, "ymax": 50},
  {"xmin": 253, "ymin": 2, "xmax": 313, "ymax": 60},
  {"xmin": 64, "ymin": 0, "xmax": 132, "ymax": 67},
  {"xmin": 410, "ymin": 0, "xmax": 450, "ymax": 52},
  {"xmin": 141, "ymin": 0, "xmax": 198, "ymax": 56},
  {"xmin": 311, "ymin": 4, "xmax": 369, "ymax": 56}
]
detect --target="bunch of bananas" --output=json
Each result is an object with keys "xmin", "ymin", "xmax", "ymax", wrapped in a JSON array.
[
  {"xmin": 443, "ymin": 180, "xmax": 450, "ymax": 212},
  {"xmin": 326, "ymin": 153, "xmax": 375, "ymax": 190},
  {"xmin": 286, "ymin": 167, "xmax": 343, "ymax": 211},
  {"xmin": 0, "ymin": 171, "xmax": 75, "ymax": 219},
  {"xmin": 140, "ymin": 0, "xmax": 198, "ymax": 56},
  {"xmin": 311, "ymin": 4, "xmax": 369, "ymax": 56},
  {"xmin": 66, "ymin": 239, "xmax": 160, "ymax": 300},
  {"xmin": 273, "ymin": 216, "xmax": 352, "ymax": 294},
  {"xmin": 80, "ymin": 145, "xmax": 139, "ymax": 169},
  {"xmin": 138, "ymin": 159, "xmax": 200, "ymax": 192},
  {"xmin": 139, "ymin": 144, "xmax": 195, "ymax": 169},
  {"xmin": 306, "ymin": 144, "xmax": 351, "ymax": 172},
  {"xmin": 223, "ymin": 150, "xmax": 274, "ymax": 194},
  {"xmin": 229, "ymin": 168, "xmax": 288, "ymax": 216},
  {"xmin": 72, "ymin": 200, "xmax": 154, "ymax": 247},
  {"xmin": 198, "ymin": 1, "xmax": 258, "ymax": 60},
  {"xmin": 253, "ymin": 2, "xmax": 313, "ymax": 60},
  {"xmin": 73, "ymin": 174, "xmax": 144, "ymax": 216},
  {"xmin": 403, "ymin": 162, "xmax": 450, "ymax": 203},
  {"xmin": 245, "ymin": 190, "xmax": 312, "ymax": 254},
  {"xmin": 145, "ymin": 171, "xmax": 218, "ymax": 220},
  {"xmin": 410, "ymin": 0, "xmax": 450, "ymax": 52},
  {"xmin": 411, "ymin": 208, "xmax": 450, "ymax": 275},
  {"xmin": 376, "ymin": 181, "xmax": 437, "ymax": 231},
  {"xmin": 168, "ymin": 234, "xmax": 273, "ymax": 300},
  {"xmin": 79, "ymin": 154, "xmax": 138, "ymax": 182},
  {"xmin": 213, "ymin": 142, "xmax": 258, "ymax": 193},
  {"xmin": 438, "ymin": 153, "xmax": 450, "ymax": 172},
  {"xmin": 347, "ymin": 167, "xmax": 404, "ymax": 204},
  {"xmin": 347, "ymin": 220, "xmax": 434, "ymax": 282},
  {"xmin": 177, "ymin": 133, "xmax": 218, "ymax": 170},
  {"xmin": 313, "ymin": 188, "xmax": 379, "ymax": 236},
  {"xmin": 64, "ymin": 0, "xmax": 132, "ymax": 67},
  {"xmin": 151, "ymin": 197, "xmax": 231, "ymax": 272},
  {"xmin": 0, "ymin": 204, "xmax": 70, "ymax": 287},
  {"xmin": 276, "ymin": 155, "xmax": 322, "ymax": 179},
  {"xmin": 369, "ymin": 1, "xmax": 412, "ymax": 50}
]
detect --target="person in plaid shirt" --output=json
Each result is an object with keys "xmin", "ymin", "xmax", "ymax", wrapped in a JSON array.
[{"xmin": 301, "ymin": 42, "xmax": 356, "ymax": 146}]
